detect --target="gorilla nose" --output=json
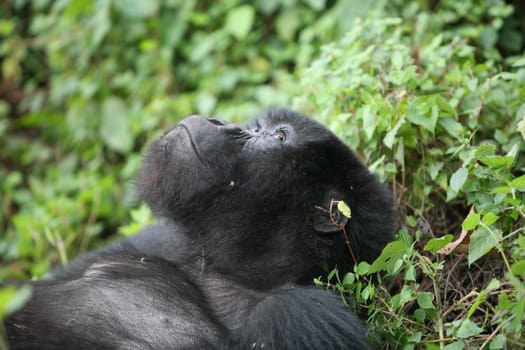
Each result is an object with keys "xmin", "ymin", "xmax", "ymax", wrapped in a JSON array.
[
  {"xmin": 176, "ymin": 115, "xmax": 242, "ymax": 150},
  {"xmin": 179, "ymin": 115, "xmax": 230, "ymax": 129},
  {"xmin": 179, "ymin": 115, "xmax": 241, "ymax": 134},
  {"xmin": 208, "ymin": 118, "xmax": 228, "ymax": 126}
]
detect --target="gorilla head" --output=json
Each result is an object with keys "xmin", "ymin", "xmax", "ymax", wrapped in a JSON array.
[{"xmin": 139, "ymin": 108, "xmax": 394, "ymax": 287}]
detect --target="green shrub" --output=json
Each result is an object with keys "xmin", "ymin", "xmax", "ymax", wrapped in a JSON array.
[{"xmin": 297, "ymin": 15, "xmax": 524, "ymax": 349}]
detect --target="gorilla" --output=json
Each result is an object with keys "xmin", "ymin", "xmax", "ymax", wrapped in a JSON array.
[{"xmin": 5, "ymin": 108, "xmax": 395, "ymax": 349}]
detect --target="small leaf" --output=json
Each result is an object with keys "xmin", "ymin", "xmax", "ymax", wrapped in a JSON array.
[
  {"xmin": 337, "ymin": 200, "xmax": 352, "ymax": 219},
  {"xmin": 404, "ymin": 264, "xmax": 416, "ymax": 281},
  {"xmin": 511, "ymin": 175, "xmax": 525, "ymax": 191},
  {"xmin": 491, "ymin": 186, "xmax": 511, "ymax": 194},
  {"xmin": 383, "ymin": 117, "xmax": 405, "ymax": 149},
  {"xmin": 368, "ymin": 239, "xmax": 409, "ymax": 274},
  {"xmin": 476, "ymin": 143, "xmax": 497, "ymax": 158},
  {"xmin": 327, "ymin": 267, "xmax": 337, "ymax": 282},
  {"xmin": 342, "ymin": 272, "xmax": 355, "ymax": 286},
  {"xmin": 456, "ymin": 319, "xmax": 483, "ymax": 339},
  {"xmin": 275, "ymin": 10, "xmax": 300, "ymax": 42},
  {"xmin": 462, "ymin": 212, "xmax": 480, "ymax": 231},
  {"xmin": 468, "ymin": 228, "xmax": 503, "ymax": 265},
  {"xmin": 439, "ymin": 117, "xmax": 463, "ymax": 139},
  {"xmin": 424, "ymin": 235, "xmax": 453, "ymax": 254},
  {"xmin": 480, "ymin": 155, "xmax": 513, "ymax": 168},
  {"xmin": 428, "ymin": 161, "xmax": 443, "ymax": 180},
  {"xmin": 225, "ymin": 5, "xmax": 255, "ymax": 40},
  {"xmin": 445, "ymin": 341, "xmax": 465, "ymax": 350},
  {"xmin": 450, "ymin": 167, "xmax": 468, "ymax": 192},
  {"xmin": 512, "ymin": 56, "xmax": 525, "ymax": 67},
  {"xmin": 355, "ymin": 261, "xmax": 370, "ymax": 275},
  {"xmin": 417, "ymin": 292, "xmax": 435, "ymax": 309},
  {"xmin": 489, "ymin": 334, "xmax": 506, "ymax": 349},
  {"xmin": 482, "ymin": 212, "xmax": 499, "ymax": 226},
  {"xmin": 407, "ymin": 96, "xmax": 438, "ymax": 133},
  {"xmin": 511, "ymin": 261, "xmax": 525, "ymax": 275}
]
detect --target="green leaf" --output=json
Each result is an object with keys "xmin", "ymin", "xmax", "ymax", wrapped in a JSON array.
[
  {"xmin": 275, "ymin": 10, "xmax": 300, "ymax": 42},
  {"xmin": 444, "ymin": 341, "xmax": 465, "ymax": 350},
  {"xmin": 511, "ymin": 260, "xmax": 525, "ymax": 275},
  {"xmin": 368, "ymin": 239, "xmax": 409, "ymax": 274},
  {"xmin": 327, "ymin": 267, "xmax": 337, "ymax": 282},
  {"xmin": 0, "ymin": 285, "xmax": 32, "ymax": 317},
  {"xmin": 439, "ymin": 117, "xmax": 463, "ymax": 139},
  {"xmin": 450, "ymin": 167, "xmax": 468, "ymax": 192},
  {"xmin": 406, "ymin": 97, "xmax": 438, "ymax": 133},
  {"xmin": 407, "ymin": 331, "xmax": 422, "ymax": 344},
  {"xmin": 424, "ymin": 235, "xmax": 453, "ymax": 254},
  {"xmin": 112, "ymin": 0, "xmax": 158, "ymax": 18},
  {"xmin": 392, "ymin": 285, "xmax": 415, "ymax": 309},
  {"xmin": 383, "ymin": 117, "xmax": 405, "ymax": 149},
  {"xmin": 512, "ymin": 56, "xmax": 525, "ymax": 67},
  {"xmin": 489, "ymin": 334, "xmax": 506, "ymax": 349},
  {"xmin": 482, "ymin": 212, "xmax": 499, "ymax": 226},
  {"xmin": 456, "ymin": 319, "xmax": 483, "ymax": 338},
  {"xmin": 361, "ymin": 284, "xmax": 374, "ymax": 300},
  {"xmin": 404, "ymin": 264, "xmax": 416, "ymax": 281},
  {"xmin": 428, "ymin": 161, "xmax": 443, "ymax": 180},
  {"xmin": 225, "ymin": 5, "xmax": 255, "ymax": 40},
  {"xmin": 462, "ymin": 212, "xmax": 480, "ymax": 231},
  {"xmin": 342, "ymin": 272, "xmax": 355, "ymax": 286},
  {"xmin": 476, "ymin": 143, "xmax": 496, "ymax": 158},
  {"xmin": 511, "ymin": 175, "xmax": 525, "ymax": 191},
  {"xmin": 479, "ymin": 155, "xmax": 513, "ymax": 168},
  {"xmin": 356, "ymin": 262, "xmax": 370, "ymax": 275},
  {"xmin": 361, "ymin": 106, "xmax": 377, "ymax": 141},
  {"xmin": 337, "ymin": 200, "xmax": 352, "ymax": 219},
  {"xmin": 0, "ymin": 19, "xmax": 14, "ymax": 35},
  {"xmin": 491, "ymin": 186, "xmax": 511, "ymax": 194},
  {"xmin": 417, "ymin": 292, "xmax": 435, "ymax": 309},
  {"xmin": 479, "ymin": 27, "xmax": 498, "ymax": 50},
  {"xmin": 466, "ymin": 279, "xmax": 500, "ymax": 319},
  {"xmin": 100, "ymin": 97, "xmax": 132, "ymax": 153},
  {"xmin": 468, "ymin": 228, "xmax": 503, "ymax": 265}
]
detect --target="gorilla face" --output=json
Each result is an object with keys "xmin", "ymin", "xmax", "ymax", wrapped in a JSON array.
[
  {"xmin": 139, "ymin": 108, "xmax": 394, "ymax": 283},
  {"xmin": 142, "ymin": 109, "xmax": 356, "ymax": 217}
]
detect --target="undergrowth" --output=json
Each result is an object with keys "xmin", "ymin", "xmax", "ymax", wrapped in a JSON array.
[{"xmin": 299, "ymin": 15, "xmax": 525, "ymax": 350}]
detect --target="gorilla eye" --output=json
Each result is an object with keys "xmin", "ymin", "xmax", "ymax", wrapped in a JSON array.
[{"xmin": 274, "ymin": 131, "xmax": 286, "ymax": 142}]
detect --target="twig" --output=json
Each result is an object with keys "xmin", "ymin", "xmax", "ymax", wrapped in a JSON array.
[{"xmin": 479, "ymin": 314, "xmax": 515, "ymax": 350}]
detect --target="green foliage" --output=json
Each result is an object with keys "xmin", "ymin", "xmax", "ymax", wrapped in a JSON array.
[
  {"xmin": 0, "ymin": 286, "xmax": 31, "ymax": 319},
  {"xmin": 299, "ymin": 8, "xmax": 525, "ymax": 349}
]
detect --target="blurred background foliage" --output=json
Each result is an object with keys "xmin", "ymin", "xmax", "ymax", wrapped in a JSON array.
[{"xmin": 1, "ymin": 0, "xmax": 524, "ymax": 348}]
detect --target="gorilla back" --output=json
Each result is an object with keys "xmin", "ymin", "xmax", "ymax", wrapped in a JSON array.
[{"xmin": 6, "ymin": 108, "xmax": 395, "ymax": 349}]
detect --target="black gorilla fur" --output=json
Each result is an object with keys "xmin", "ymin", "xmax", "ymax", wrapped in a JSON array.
[{"xmin": 6, "ymin": 108, "xmax": 395, "ymax": 349}]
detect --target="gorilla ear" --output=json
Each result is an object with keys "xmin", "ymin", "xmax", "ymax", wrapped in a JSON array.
[{"xmin": 312, "ymin": 197, "xmax": 349, "ymax": 234}]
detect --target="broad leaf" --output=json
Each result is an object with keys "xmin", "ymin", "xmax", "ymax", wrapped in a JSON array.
[
  {"xmin": 225, "ymin": 5, "xmax": 255, "ymax": 40},
  {"xmin": 468, "ymin": 228, "xmax": 503, "ymax": 265}
]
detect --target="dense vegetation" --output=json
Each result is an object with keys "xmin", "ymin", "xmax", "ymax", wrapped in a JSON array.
[{"xmin": 1, "ymin": 0, "xmax": 524, "ymax": 348}]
